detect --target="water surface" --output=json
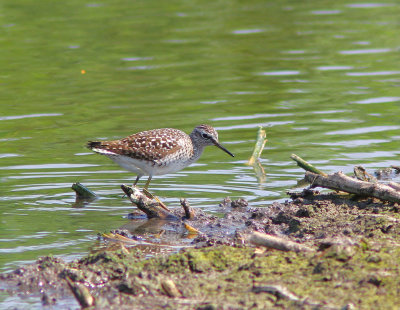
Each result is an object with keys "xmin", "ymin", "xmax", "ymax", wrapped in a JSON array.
[{"xmin": 1, "ymin": 0, "xmax": 400, "ymax": 288}]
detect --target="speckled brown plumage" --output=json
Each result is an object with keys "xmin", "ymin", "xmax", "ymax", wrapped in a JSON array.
[
  {"xmin": 87, "ymin": 124, "xmax": 234, "ymax": 189},
  {"xmin": 88, "ymin": 128, "xmax": 191, "ymax": 165}
]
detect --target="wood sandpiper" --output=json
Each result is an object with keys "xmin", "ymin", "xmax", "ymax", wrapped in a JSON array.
[{"xmin": 87, "ymin": 124, "xmax": 234, "ymax": 189}]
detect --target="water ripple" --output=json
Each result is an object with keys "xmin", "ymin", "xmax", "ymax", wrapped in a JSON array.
[
  {"xmin": 0, "ymin": 113, "xmax": 62, "ymax": 121},
  {"xmin": 346, "ymin": 71, "xmax": 400, "ymax": 76},
  {"xmin": 0, "ymin": 163, "xmax": 97, "ymax": 170},
  {"xmin": 215, "ymin": 121, "xmax": 294, "ymax": 130},
  {"xmin": 339, "ymin": 48, "xmax": 392, "ymax": 55},
  {"xmin": 0, "ymin": 153, "xmax": 21, "ymax": 158},
  {"xmin": 346, "ymin": 3, "xmax": 394, "ymax": 8},
  {"xmin": 0, "ymin": 238, "xmax": 91, "ymax": 254},
  {"xmin": 351, "ymin": 97, "xmax": 400, "ymax": 104},
  {"xmin": 316, "ymin": 66, "xmax": 354, "ymax": 71},
  {"xmin": 326, "ymin": 125, "xmax": 400, "ymax": 135},
  {"xmin": 259, "ymin": 70, "xmax": 301, "ymax": 76},
  {"xmin": 232, "ymin": 29, "xmax": 264, "ymax": 35},
  {"xmin": 314, "ymin": 139, "xmax": 389, "ymax": 147},
  {"xmin": 121, "ymin": 57, "xmax": 153, "ymax": 61},
  {"xmin": 311, "ymin": 10, "xmax": 341, "ymax": 15},
  {"xmin": 212, "ymin": 113, "xmax": 294, "ymax": 121}
]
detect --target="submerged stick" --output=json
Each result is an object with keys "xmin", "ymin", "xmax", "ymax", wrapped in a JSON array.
[
  {"xmin": 121, "ymin": 185, "xmax": 178, "ymax": 220},
  {"xmin": 290, "ymin": 154, "xmax": 327, "ymax": 176},
  {"xmin": 247, "ymin": 126, "xmax": 268, "ymax": 166},
  {"xmin": 249, "ymin": 232, "xmax": 314, "ymax": 253},
  {"xmin": 305, "ymin": 171, "xmax": 400, "ymax": 203},
  {"xmin": 71, "ymin": 183, "xmax": 97, "ymax": 200}
]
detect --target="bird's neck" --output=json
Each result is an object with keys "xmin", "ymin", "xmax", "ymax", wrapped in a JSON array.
[{"xmin": 189, "ymin": 133, "xmax": 205, "ymax": 162}]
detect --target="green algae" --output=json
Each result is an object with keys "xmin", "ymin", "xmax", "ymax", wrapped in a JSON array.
[{"xmin": 51, "ymin": 242, "xmax": 399, "ymax": 309}]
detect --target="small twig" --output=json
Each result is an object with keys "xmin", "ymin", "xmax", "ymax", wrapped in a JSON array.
[
  {"xmin": 102, "ymin": 232, "xmax": 139, "ymax": 245},
  {"xmin": 184, "ymin": 223, "xmax": 200, "ymax": 235},
  {"xmin": 290, "ymin": 154, "xmax": 327, "ymax": 176},
  {"xmin": 252, "ymin": 285, "xmax": 340, "ymax": 309},
  {"xmin": 247, "ymin": 126, "xmax": 268, "ymax": 166},
  {"xmin": 249, "ymin": 232, "xmax": 314, "ymax": 253},
  {"xmin": 161, "ymin": 279, "xmax": 182, "ymax": 298},
  {"xmin": 180, "ymin": 198, "xmax": 195, "ymax": 219},
  {"xmin": 71, "ymin": 183, "xmax": 97, "ymax": 200},
  {"xmin": 252, "ymin": 285, "xmax": 300, "ymax": 301},
  {"xmin": 143, "ymin": 188, "xmax": 171, "ymax": 212},
  {"xmin": 65, "ymin": 277, "xmax": 95, "ymax": 308}
]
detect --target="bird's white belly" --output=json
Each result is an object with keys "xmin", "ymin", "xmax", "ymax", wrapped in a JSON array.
[{"xmin": 107, "ymin": 154, "xmax": 193, "ymax": 176}]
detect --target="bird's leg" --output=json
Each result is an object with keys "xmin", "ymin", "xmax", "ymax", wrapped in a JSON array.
[
  {"xmin": 143, "ymin": 176, "xmax": 152, "ymax": 190},
  {"xmin": 133, "ymin": 175, "xmax": 141, "ymax": 188},
  {"xmin": 142, "ymin": 176, "xmax": 170, "ymax": 212},
  {"xmin": 142, "ymin": 176, "xmax": 153, "ymax": 198}
]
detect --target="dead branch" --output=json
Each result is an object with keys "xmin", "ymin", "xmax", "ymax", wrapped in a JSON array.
[
  {"xmin": 121, "ymin": 185, "xmax": 178, "ymax": 220},
  {"xmin": 249, "ymin": 232, "xmax": 314, "ymax": 253},
  {"xmin": 252, "ymin": 285, "xmax": 299, "ymax": 301},
  {"xmin": 387, "ymin": 182, "xmax": 400, "ymax": 192},
  {"xmin": 304, "ymin": 171, "xmax": 400, "ymax": 203},
  {"xmin": 252, "ymin": 284, "xmax": 342, "ymax": 309}
]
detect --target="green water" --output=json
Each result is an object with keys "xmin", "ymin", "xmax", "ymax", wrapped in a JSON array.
[{"xmin": 2, "ymin": 0, "xmax": 400, "ymax": 305}]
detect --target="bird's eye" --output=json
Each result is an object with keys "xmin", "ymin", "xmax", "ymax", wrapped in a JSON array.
[{"xmin": 201, "ymin": 133, "xmax": 210, "ymax": 139}]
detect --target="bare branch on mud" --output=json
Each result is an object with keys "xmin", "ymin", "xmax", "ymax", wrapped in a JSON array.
[
  {"xmin": 249, "ymin": 232, "xmax": 314, "ymax": 253},
  {"xmin": 304, "ymin": 171, "xmax": 400, "ymax": 203},
  {"xmin": 387, "ymin": 182, "xmax": 400, "ymax": 192},
  {"xmin": 252, "ymin": 284, "xmax": 346, "ymax": 310}
]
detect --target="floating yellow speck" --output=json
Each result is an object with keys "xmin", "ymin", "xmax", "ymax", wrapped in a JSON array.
[{"xmin": 81, "ymin": 69, "xmax": 86, "ymax": 74}]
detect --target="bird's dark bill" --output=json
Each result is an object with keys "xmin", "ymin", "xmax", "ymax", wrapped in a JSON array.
[{"xmin": 214, "ymin": 141, "xmax": 234, "ymax": 157}]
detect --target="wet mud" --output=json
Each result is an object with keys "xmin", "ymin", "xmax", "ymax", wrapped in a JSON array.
[{"xmin": 2, "ymin": 190, "xmax": 400, "ymax": 309}]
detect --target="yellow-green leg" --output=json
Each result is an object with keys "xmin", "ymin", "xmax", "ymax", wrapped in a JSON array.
[
  {"xmin": 141, "ymin": 176, "xmax": 170, "ymax": 212},
  {"xmin": 144, "ymin": 176, "xmax": 152, "ymax": 190}
]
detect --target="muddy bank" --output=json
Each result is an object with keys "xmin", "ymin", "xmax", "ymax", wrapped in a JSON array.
[{"xmin": 2, "ymin": 190, "xmax": 400, "ymax": 309}]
